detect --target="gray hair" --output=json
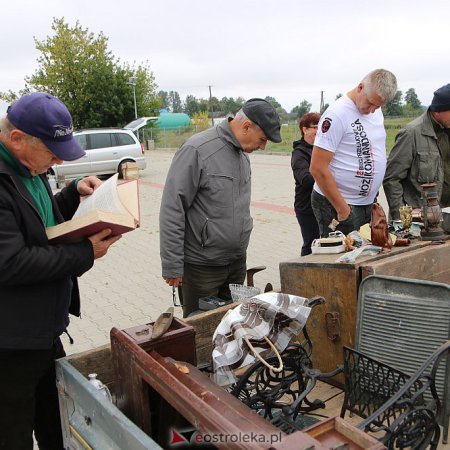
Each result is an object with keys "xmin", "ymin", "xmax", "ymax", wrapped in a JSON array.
[
  {"xmin": 233, "ymin": 109, "xmax": 249, "ymax": 122},
  {"xmin": 234, "ymin": 109, "xmax": 262, "ymax": 131},
  {"xmin": 0, "ymin": 116, "xmax": 14, "ymax": 136},
  {"xmin": 361, "ymin": 69, "xmax": 398, "ymax": 103}
]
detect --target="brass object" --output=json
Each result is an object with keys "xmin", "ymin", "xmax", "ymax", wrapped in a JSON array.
[{"xmin": 399, "ymin": 205, "xmax": 413, "ymax": 230}]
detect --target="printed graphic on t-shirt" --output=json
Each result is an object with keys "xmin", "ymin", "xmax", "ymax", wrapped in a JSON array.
[
  {"xmin": 322, "ymin": 117, "xmax": 332, "ymax": 133},
  {"xmin": 313, "ymin": 95, "xmax": 386, "ymax": 205},
  {"xmin": 352, "ymin": 118, "xmax": 374, "ymax": 197}
]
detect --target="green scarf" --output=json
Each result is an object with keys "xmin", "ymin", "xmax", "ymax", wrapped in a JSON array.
[{"xmin": 0, "ymin": 142, "xmax": 57, "ymax": 226}]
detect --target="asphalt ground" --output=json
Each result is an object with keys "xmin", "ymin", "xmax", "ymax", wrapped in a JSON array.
[{"xmin": 65, "ymin": 150, "xmax": 389, "ymax": 356}]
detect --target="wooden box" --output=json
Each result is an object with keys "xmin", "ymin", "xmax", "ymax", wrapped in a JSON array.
[
  {"xmin": 122, "ymin": 162, "xmax": 139, "ymax": 180},
  {"xmin": 110, "ymin": 317, "xmax": 196, "ymax": 422},
  {"xmin": 279, "ymin": 241, "xmax": 450, "ymax": 385},
  {"xmin": 58, "ymin": 307, "xmax": 392, "ymax": 450}
]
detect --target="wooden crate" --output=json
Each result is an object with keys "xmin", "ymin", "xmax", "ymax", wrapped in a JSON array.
[
  {"xmin": 279, "ymin": 241, "xmax": 450, "ymax": 385},
  {"xmin": 61, "ymin": 308, "xmax": 388, "ymax": 450},
  {"xmin": 122, "ymin": 162, "xmax": 139, "ymax": 180}
]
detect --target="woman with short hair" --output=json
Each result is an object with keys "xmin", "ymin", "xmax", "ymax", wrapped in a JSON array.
[{"xmin": 291, "ymin": 112, "xmax": 321, "ymax": 255}]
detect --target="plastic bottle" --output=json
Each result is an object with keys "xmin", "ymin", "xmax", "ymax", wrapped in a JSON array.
[{"xmin": 88, "ymin": 373, "xmax": 112, "ymax": 401}]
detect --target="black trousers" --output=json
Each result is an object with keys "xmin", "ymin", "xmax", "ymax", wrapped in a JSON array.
[
  {"xmin": 295, "ymin": 212, "xmax": 320, "ymax": 256},
  {"xmin": 180, "ymin": 256, "xmax": 247, "ymax": 317},
  {"xmin": 0, "ymin": 339, "xmax": 65, "ymax": 450}
]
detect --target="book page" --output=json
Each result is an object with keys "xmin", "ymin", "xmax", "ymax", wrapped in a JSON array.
[
  {"xmin": 72, "ymin": 174, "xmax": 129, "ymax": 219},
  {"xmin": 117, "ymin": 180, "xmax": 139, "ymax": 222}
]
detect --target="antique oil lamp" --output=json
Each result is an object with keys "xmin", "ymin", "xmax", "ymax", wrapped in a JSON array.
[{"xmin": 420, "ymin": 183, "xmax": 445, "ymax": 241}]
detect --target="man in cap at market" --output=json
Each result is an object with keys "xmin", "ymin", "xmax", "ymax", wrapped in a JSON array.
[
  {"xmin": 0, "ymin": 92, "xmax": 121, "ymax": 449},
  {"xmin": 384, "ymin": 83, "xmax": 450, "ymax": 219},
  {"xmin": 160, "ymin": 98, "xmax": 281, "ymax": 317}
]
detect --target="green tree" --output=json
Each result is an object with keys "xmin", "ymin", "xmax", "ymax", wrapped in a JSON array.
[
  {"xmin": 184, "ymin": 95, "xmax": 200, "ymax": 116},
  {"xmin": 209, "ymin": 96, "xmax": 221, "ymax": 115},
  {"xmin": 2, "ymin": 18, "xmax": 159, "ymax": 128},
  {"xmin": 291, "ymin": 100, "xmax": 312, "ymax": 118},
  {"xmin": 168, "ymin": 91, "xmax": 183, "ymax": 112},
  {"xmin": 264, "ymin": 96, "xmax": 281, "ymax": 109},
  {"xmin": 384, "ymin": 90, "xmax": 403, "ymax": 116},
  {"xmin": 192, "ymin": 111, "xmax": 210, "ymax": 129},
  {"xmin": 123, "ymin": 62, "xmax": 160, "ymax": 119},
  {"xmin": 158, "ymin": 90, "xmax": 169, "ymax": 109},
  {"xmin": 198, "ymin": 98, "xmax": 209, "ymax": 113},
  {"xmin": 219, "ymin": 96, "xmax": 245, "ymax": 115},
  {"xmin": 404, "ymin": 88, "xmax": 421, "ymax": 110}
]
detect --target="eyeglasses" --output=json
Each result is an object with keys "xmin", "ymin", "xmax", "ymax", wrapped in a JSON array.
[{"xmin": 307, "ymin": 125, "xmax": 318, "ymax": 129}]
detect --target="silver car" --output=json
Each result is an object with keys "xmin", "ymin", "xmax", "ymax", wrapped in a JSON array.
[{"xmin": 50, "ymin": 128, "xmax": 146, "ymax": 182}]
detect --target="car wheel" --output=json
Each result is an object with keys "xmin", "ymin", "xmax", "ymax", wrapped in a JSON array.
[{"xmin": 118, "ymin": 159, "xmax": 135, "ymax": 179}]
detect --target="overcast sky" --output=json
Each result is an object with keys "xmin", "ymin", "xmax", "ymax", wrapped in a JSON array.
[{"xmin": 1, "ymin": 0, "xmax": 450, "ymax": 116}]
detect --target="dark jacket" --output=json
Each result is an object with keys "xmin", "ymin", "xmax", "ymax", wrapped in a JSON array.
[
  {"xmin": 384, "ymin": 110, "xmax": 447, "ymax": 220},
  {"xmin": 291, "ymin": 138, "xmax": 315, "ymax": 214},
  {"xmin": 0, "ymin": 159, "xmax": 94, "ymax": 350},
  {"xmin": 160, "ymin": 120, "xmax": 252, "ymax": 278}
]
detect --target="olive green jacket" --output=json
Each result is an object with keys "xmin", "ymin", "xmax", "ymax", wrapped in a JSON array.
[{"xmin": 383, "ymin": 111, "xmax": 446, "ymax": 220}]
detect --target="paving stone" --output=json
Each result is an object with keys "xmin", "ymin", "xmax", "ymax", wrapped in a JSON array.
[{"xmin": 67, "ymin": 151, "xmax": 390, "ymax": 356}]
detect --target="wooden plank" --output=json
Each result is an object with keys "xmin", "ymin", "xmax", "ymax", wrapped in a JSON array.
[
  {"xmin": 281, "ymin": 239, "xmax": 430, "ymax": 269},
  {"xmin": 361, "ymin": 240, "xmax": 450, "ymax": 283},
  {"xmin": 280, "ymin": 262, "xmax": 359, "ymax": 384},
  {"xmin": 313, "ymin": 390, "xmax": 346, "ymax": 420},
  {"xmin": 309, "ymin": 380, "xmax": 342, "ymax": 402},
  {"xmin": 304, "ymin": 417, "xmax": 385, "ymax": 449},
  {"xmin": 334, "ymin": 417, "xmax": 385, "ymax": 449},
  {"xmin": 65, "ymin": 343, "xmax": 114, "ymax": 386}
]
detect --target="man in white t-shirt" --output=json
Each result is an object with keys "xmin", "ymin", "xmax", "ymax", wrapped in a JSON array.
[{"xmin": 310, "ymin": 69, "xmax": 397, "ymax": 237}]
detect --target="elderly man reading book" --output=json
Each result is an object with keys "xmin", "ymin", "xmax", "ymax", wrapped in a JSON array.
[{"xmin": 0, "ymin": 92, "xmax": 121, "ymax": 450}]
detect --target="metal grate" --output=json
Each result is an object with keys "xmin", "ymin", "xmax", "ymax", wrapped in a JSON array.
[{"xmin": 355, "ymin": 275, "xmax": 450, "ymax": 436}]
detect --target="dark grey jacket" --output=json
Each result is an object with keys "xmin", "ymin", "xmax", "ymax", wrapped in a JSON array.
[
  {"xmin": 160, "ymin": 120, "xmax": 252, "ymax": 278},
  {"xmin": 384, "ymin": 111, "xmax": 445, "ymax": 220}
]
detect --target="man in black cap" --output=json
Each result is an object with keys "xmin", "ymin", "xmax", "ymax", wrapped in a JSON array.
[
  {"xmin": 384, "ymin": 83, "xmax": 450, "ymax": 219},
  {"xmin": 0, "ymin": 92, "xmax": 121, "ymax": 449},
  {"xmin": 160, "ymin": 99, "xmax": 281, "ymax": 317}
]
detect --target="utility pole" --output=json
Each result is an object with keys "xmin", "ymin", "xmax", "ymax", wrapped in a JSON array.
[
  {"xmin": 209, "ymin": 85, "xmax": 214, "ymax": 127},
  {"xmin": 320, "ymin": 91, "xmax": 324, "ymax": 114},
  {"xmin": 128, "ymin": 77, "xmax": 138, "ymax": 119}
]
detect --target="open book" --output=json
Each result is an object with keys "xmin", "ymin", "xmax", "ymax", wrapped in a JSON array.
[{"xmin": 46, "ymin": 174, "xmax": 140, "ymax": 243}]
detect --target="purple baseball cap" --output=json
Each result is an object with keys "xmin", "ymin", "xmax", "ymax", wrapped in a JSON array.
[{"xmin": 7, "ymin": 92, "xmax": 85, "ymax": 161}]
